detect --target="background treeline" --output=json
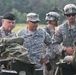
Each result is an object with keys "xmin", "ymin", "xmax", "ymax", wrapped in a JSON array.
[{"xmin": 0, "ymin": 0, "xmax": 76, "ymax": 24}]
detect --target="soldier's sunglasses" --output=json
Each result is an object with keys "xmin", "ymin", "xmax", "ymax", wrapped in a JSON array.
[
  {"xmin": 65, "ymin": 14, "xmax": 76, "ymax": 17},
  {"xmin": 30, "ymin": 21, "xmax": 39, "ymax": 23}
]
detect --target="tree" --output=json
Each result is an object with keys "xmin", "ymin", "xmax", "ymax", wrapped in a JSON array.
[{"xmin": 12, "ymin": 9, "xmax": 27, "ymax": 23}]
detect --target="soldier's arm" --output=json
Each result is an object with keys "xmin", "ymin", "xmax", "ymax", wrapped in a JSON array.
[
  {"xmin": 17, "ymin": 29, "xmax": 26, "ymax": 38},
  {"xmin": 52, "ymin": 26, "xmax": 66, "ymax": 55},
  {"xmin": 17, "ymin": 30, "xmax": 23, "ymax": 37},
  {"xmin": 54, "ymin": 27, "xmax": 74, "ymax": 55},
  {"xmin": 53, "ymin": 26, "xmax": 63, "ymax": 44},
  {"xmin": 43, "ymin": 30, "xmax": 56, "ymax": 60},
  {"xmin": 44, "ymin": 27, "xmax": 66, "ymax": 59}
]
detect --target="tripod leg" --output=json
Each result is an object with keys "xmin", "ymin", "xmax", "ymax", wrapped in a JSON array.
[{"xmin": 54, "ymin": 66, "xmax": 62, "ymax": 75}]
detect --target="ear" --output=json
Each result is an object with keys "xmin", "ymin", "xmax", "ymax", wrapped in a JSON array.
[
  {"xmin": 1, "ymin": 19, "xmax": 4, "ymax": 23},
  {"xmin": 26, "ymin": 21, "xmax": 29, "ymax": 24}
]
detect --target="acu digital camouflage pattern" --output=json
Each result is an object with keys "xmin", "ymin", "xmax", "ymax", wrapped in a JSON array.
[
  {"xmin": 53, "ymin": 21, "xmax": 76, "ymax": 55},
  {"xmin": 26, "ymin": 13, "xmax": 40, "ymax": 22},
  {"xmin": 44, "ymin": 26, "xmax": 61, "ymax": 75},
  {"xmin": 44, "ymin": 26, "xmax": 55, "ymax": 38},
  {"xmin": 0, "ymin": 37, "xmax": 32, "ymax": 64},
  {"xmin": 0, "ymin": 27, "xmax": 17, "ymax": 38},
  {"xmin": 18, "ymin": 27, "xmax": 55, "ymax": 69}
]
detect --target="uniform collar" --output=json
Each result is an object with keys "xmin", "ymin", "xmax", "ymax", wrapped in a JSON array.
[
  {"xmin": 26, "ymin": 27, "xmax": 39, "ymax": 36},
  {"xmin": 1, "ymin": 27, "xmax": 12, "ymax": 35},
  {"xmin": 66, "ymin": 22, "xmax": 76, "ymax": 30}
]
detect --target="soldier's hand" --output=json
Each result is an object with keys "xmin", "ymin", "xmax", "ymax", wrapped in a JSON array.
[
  {"xmin": 40, "ymin": 58, "xmax": 48, "ymax": 64},
  {"xmin": 64, "ymin": 47, "xmax": 74, "ymax": 55}
]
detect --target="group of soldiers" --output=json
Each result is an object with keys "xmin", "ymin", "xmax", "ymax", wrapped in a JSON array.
[{"xmin": 0, "ymin": 3, "xmax": 76, "ymax": 75}]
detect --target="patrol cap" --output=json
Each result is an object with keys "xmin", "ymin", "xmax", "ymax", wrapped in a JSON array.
[
  {"xmin": 2, "ymin": 12, "xmax": 16, "ymax": 20},
  {"xmin": 27, "ymin": 13, "xmax": 40, "ymax": 22},
  {"xmin": 45, "ymin": 12, "xmax": 60, "ymax": 21}
]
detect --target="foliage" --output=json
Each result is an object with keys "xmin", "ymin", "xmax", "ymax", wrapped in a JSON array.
[
  {"xmin": 0, "ymin": 0, "xmax": 76, "ymax": 24},
  {"xmin": 12, "ymin": 9, "xmax": 27, "ymax": 23}
]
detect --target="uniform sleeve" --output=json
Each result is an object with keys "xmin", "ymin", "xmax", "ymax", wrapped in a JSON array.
[
  {"xmin": 44, "ymin": 30, "xmax": 52, "ymax": 46},
  {"xmin": 43, "ymin": 30, "xmax": 56, "ymax": 59},
  {"xmin": 52, "ymin": 26, "xmax": 65, "ymax": 56},
  {"xmin": 17, "ymin": 30, "xmax": 25, "ymax": 38},
  {"xmin": 18, "ymin": 30, "xmax": 22, "ymax": 37},
  {"xmin": 44, "ymin": 27, "xmax": 65, "ymax": 59},
  {"xmin": 54, "ymin": 26, "xmax": 63, "ymax": 44}
]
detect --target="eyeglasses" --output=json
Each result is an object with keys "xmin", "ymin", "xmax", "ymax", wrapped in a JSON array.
[
  {"xmin": 30, "ymin": 21, "xmax": 39, "ymax": 23},
  {"xmin": 65, "ymin": 14, "xmax": 76, "ymax": 17}
]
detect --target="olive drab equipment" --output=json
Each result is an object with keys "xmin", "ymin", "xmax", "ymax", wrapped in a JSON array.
[
  {"xmin": 0, "ymin": 37, "xmax": 32, "ymax": 64},
  {"xmin": 0, "ymin": 38, "xmax": 35, "ymax": 75},
  {"xmin": 63, "ymin": 4, "xmax": 76, "ymax": 15}
]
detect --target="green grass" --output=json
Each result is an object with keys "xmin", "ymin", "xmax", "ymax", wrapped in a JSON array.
[{"xmin": 13, "ymin": 23, "xmax": 46, "ymax": 32}]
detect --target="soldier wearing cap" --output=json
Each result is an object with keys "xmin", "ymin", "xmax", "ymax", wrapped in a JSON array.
[
  {"xmin": 18, "ymin": 12, "xmax": 54, "ymax": 75},
  {"xmin": 0, "ymin": 12, "xmax": 17, "ymax": 38}
]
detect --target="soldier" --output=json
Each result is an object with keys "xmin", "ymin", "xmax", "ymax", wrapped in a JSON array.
[
  {"xmin": 52, "ymin": 4, "xmax": 76, "ymax": 75},
  {"xmin": 44, "ymin": 11, "xmax": 60, "ymax": 38},
  {"xmin": 53, "ymin": 4, "xmax": 76, "ymax": 56},
  {"xmin": 0, "ymin": 12, "xmax": 17, "ymax": 38},
  {"xmin": 44, "ymin": 12, "xmax": 60, "ymax": 75},
  {"xmin": 18, "ymin": 12, "xmax": 54, "ymax": 75}
]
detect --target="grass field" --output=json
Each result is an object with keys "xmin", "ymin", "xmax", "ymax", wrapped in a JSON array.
[{"xmin": 13, "ymin": 23, "xmax": 46, "ymax": 32}]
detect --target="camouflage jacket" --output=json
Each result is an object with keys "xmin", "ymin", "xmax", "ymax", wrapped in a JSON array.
[
  {"xmin": 18, "ymin": 27, "xmax": 54, "ymax": 69},
  {"xmin": 53, "ymin": 21, "xmax": 76, "ymax": 55},
  {"xmin": 44, "ymin": 26, "xmax": 55, "ymax": 38},
  {"xmin": 0, "ymin": 27, "xmax": 17, "ymax": 38}
]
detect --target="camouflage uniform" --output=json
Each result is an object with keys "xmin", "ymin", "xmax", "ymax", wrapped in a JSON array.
[
  {"xmin": 53, "ymin": 21, "xmax": 76, "ymax": 55},
  {"xmin": 52, "ymin": 20, "xmax": 76, "ymax": 61},
  {"xmin": 52, "ymin": 21, "xmax": 76, "ymax": 75},
  {"xmin": 44, "ymin": 26, "xmax": 55, "ymax": 38},
  {"xmin": 18, "ymin": 27, "xmax": 54, "ymax": 69},
  {"xmin": 0, "ymin": 27, "xmax": 17, "ymax": 38},
  {"xmin": 44, "ymin": 26, "xmax": 59, "ymax": 75},
  {"xmin": 44, "ymin": 12, "xmax": 60, "ymax": 75},
  {"xmin": 52, "ymin": 4, "xmax": 76, "ymax": 75},
  {"xmin": 53, "ymin": 3, "xmax": 76, "ymax": 56}
]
